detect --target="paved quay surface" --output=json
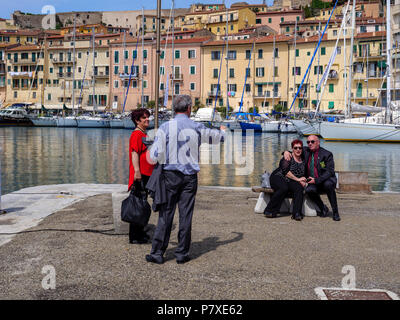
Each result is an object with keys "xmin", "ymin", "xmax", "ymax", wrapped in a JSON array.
[{"xmin": 0, "ymin": 184, "xmax": 399, "ymax": 300}]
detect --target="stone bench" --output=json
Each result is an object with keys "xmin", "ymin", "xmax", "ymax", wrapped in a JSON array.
[{"xmin": 253, "ymin": 171, "xmax": 372, "ymax": 216}]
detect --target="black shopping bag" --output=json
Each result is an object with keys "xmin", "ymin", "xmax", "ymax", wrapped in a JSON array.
[{"xmin": 121, "ymin": 181, "xmax": 151, "ymax": 227}]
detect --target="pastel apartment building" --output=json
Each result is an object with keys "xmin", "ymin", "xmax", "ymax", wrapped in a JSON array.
[
  {"xmin": 158, "ymin": 37, "xmax": 209, "ymax": 108},
  {"xmin": 4, "ymin": 45, "xmax": 45, "ymax": 106},
  {"xmin": 109, "ymin": 37, "xmax": 155, "ymax": 112},
  {"xmin": 109, "ymin": 35, "xmax": 209, "ymax": 111},
  {"xmin": 255, "ymin": 10, "xmax": 304, "ymax": 34},
  {"xmin": 183, "ymin": 7, "xmax": 256, "ymax": 35},
  {"xmin": 202, "ymin": 35, "xmax": 290, "ymax": 112},
  {"xmin": 45, "ymin": 32, "xmax": 121, "ymax": 110}
]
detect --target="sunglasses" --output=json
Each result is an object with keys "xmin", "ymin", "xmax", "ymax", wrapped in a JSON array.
[
  {"xmin": 293, "ymin": 147, "xmax": 302, "ymax": 150},
  {"xmin": 307, "ymin": 140, "xmax": 316, "ymax": 144}
]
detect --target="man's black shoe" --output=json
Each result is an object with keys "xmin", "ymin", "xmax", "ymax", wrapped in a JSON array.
[
  {"xmin": 176, "ymin": 256, "xmax": 191, "ymax": 264},
  {"xmin": 130, "ymin": 238, "xmax": 150, "ymax": 244},
  {"xmin": 264, "ymin": 211, "xmax": 277, "ymax": 218},
  {"xmin": 145, "ymin": 254, "xmax": 164, "ymax": 264},
  {"xmin": 332, "ymin": 213, "xmax": 341, "ymax": 221},
  {"xmin": 317, "ymin": 205, "xmax": 329, "ymax": 218}
]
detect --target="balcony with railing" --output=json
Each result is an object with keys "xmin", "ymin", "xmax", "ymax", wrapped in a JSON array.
[
  {"xmin": 327, "ymin": 70, "xmax": 339, "ymax": 80},
  {"xmin": 52, "ymin": 57, "xmax": 76, "ymax": 65},
  {"xmin": 207, "ymin": 13, "xmax": 238, "ymax": 24},
  {"xmin": 8, "ymin": 58, "xmax": 42, "ymax": 65},
  {"xmin": 58, "ymin": 72, "xmax": 73, "ymax": 78},
  {"xmin": 90, "ymin": 71, "xmax": 109, "ymax": 78},
  {"xmin": 119, "ymin": 72, "xmax": 139, "ymax": 79},
  {"xmin": 9, "ymin": 71, "xmax": 34, "ymax": 78},
  {"xmin": 254, "ymin": 91, "xmax": 280, "ymax": 99},
  {"xmin": 170, "ymin": 73, "xmax": 183, "ymax": 81},
  {"xmin": 354, "ymin": 47, "xmax": 386, "ymax": 60}
]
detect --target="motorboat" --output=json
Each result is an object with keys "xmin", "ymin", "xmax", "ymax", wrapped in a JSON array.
[
  {"xmin": 0, "ymin": 106, "xmax": 34, "ymax": 126},
  {"xmin": 193, "ymin": 108, "xmax": 223, "ymax": 129}
]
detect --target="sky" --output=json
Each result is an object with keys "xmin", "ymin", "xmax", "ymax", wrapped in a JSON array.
[{"xmin": 1, "ymin": 0, "xmax": 275, "ymax": 20}]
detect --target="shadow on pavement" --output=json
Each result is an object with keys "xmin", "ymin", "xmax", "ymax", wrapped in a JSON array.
[{"xmin": 165, "ymin": 231, "xmax": 244, "ymax": 262}]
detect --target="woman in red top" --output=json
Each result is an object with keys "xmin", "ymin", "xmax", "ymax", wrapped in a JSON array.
[{"xmin": 128, "ymin": 108, "xmax": 155, "ymax": 244}]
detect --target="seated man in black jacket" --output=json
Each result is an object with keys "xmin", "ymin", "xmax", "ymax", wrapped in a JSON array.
[{"xmin": 284, "ymin": 135, "xmax": 340, "ymax": 221}]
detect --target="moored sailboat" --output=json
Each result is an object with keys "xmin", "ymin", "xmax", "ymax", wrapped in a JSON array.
[{"xmin": 320, "ymin": 1, "xmax": 399, "ymax": 142}]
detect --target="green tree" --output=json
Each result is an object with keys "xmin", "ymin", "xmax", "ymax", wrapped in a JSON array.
[
  {"xmin": 193, "ymin": 100, "xmax": 204, "ymax": 113},
  {"xmin": 146, "ymin": 100, "xmax": 155, "ymax": 110},
  {"xmin": 248, "ymin": 106, "xmax": 259, "ymax": 114}
]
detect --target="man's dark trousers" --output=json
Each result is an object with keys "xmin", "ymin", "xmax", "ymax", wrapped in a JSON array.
[
  {"xmin": 150, "ymin": 170, "xmax": 198, "ymax": 260},
  {"xmin": 306, "ymin": 177, "xmax": 338, "ymax": 214}
]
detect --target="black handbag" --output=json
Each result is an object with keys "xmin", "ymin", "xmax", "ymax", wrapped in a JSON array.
[{"xmin": 121, "ymin": 181, "xmax": 151, "ymax": 227}]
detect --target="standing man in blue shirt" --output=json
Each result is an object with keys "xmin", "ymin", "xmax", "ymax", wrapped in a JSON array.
[{"xmin": 146, "ymin": 95, "xmax": 226, "ymax": 264}]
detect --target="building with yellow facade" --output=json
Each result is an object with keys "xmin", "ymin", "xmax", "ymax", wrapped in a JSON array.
[
  {"xmin": 183, "ymin": 7, "xmax": 256, "ymax": 35},
  {"xmin": 4, "ymin": 44, "xmax": 45, "ymax": 106},
  {"xmin": 0, "ymin": 30, "xmax": 40, "ymax": 45},
  {"xmin": 201, "ymin": 35, "xmax": 290, "ymax": 113}
]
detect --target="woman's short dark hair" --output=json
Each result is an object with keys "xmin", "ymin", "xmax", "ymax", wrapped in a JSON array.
[
  {"xmin": 131, "ymin": 108, "xmax": 150, "ymax": 125},
  {"xmin": 291, "ymin": 139, "xmax": 303, "ymax": 149}
]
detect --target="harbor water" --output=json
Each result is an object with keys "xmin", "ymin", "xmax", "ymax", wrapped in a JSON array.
[{"xmin": 1, "ymin": 127, "xmax": 400, "ymax": 195}]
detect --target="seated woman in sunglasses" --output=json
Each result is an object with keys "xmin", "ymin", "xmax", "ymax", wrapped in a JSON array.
[{"xmin": 264, "ymin": 139, "xmax": 307, "ymax": 221}]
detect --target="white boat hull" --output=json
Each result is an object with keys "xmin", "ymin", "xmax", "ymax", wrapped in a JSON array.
[
  {"xmin": 290, "ymin": 119, "xmax": 320, "ymax": 136},
  {"xmin": 221, "ymin": 120, "xmax": 241, "ymax": 130},
  {"xmin": 77, "ymin": 118, "xmax": 110, "ymax": 128},
  {"xmin": 279, "ymin": 121, "xmax": 297, "ymax": 133},
  {"xmin": 320, "ymin": 122, "xmax": 400, "ymax": 142},
  {"xmin": 123, "ymin": 117, "xmax": 135, "ymax": 129},
  {"xmin": 57, "ymin": 117, "xmax": 77, "ymax": 127},
  {"xmin": 110, "ymin": 119, "xmax": 124, "ymax": 128},
  {"xmin": 32, "ymin": 117, "xmax": 57, "ymax": 127},
  {"xmin": 261, "ymin": 121, "xmax": 280, "ymax": 133}
]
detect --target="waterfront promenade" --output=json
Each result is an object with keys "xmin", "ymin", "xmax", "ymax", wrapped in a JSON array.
[{"xmin": 0, "ymin": 184, "xmax": 399, "ymax": 299}]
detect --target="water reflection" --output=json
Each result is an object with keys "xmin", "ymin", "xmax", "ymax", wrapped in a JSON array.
[{"xmin": 1, "ymin": 128, "xmax": 399, "ymax": 194}]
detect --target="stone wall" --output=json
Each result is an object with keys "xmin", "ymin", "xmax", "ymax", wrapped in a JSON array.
[{"xmin": 12, "ymin": 11, "xmax": 102, "ymax": 29}]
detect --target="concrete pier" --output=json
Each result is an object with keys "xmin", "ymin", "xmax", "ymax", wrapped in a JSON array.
[{"xmin": 0, "ymin": 184, "xmax": 399, "ymax": 299}]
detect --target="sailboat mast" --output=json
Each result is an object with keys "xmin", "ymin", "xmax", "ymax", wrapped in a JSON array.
[
  {"xmin": 72, "ymin": 16, "xmax": 77, "ymax": 115},
  {"xmin": 272, "ymin": 35, "xmax": 276, "ymax": 108},
  {"xmin": 294, "ymin": 19, "xmax": 297, "ymax": 114},
  {"xmin": 225, "ymin": 6, "xmax": 229, "ymax": 118},
  {"xmin": 92, "ymin": 27, "xmax": 96, "ymax": 115},
  {"xmin": 317, "ymin": 21, "xmax": 321, "ymax": 106},
  {"xmin": 366, "ymin": 45, "xmax": 369, "ymax": 105},
  {"xmin": 344, "ymin": 15, "xmax": 347, "ymax": 113},
  {"xmin": 141, "ymin": 7, "xmax": 145, "ymax": 107},
  {"xmin": 171, "ymin": 0, "xmax": 175, "ymax": 113},
  {"xmin": 346, "ymin": 0, "xmax": 356, "ymax": 118},
  {"xmin": 386, "ymin": 0, "xmax": 392, "ymax": 123},
  {"xmin": 154, "ymin": 0, "xmax": 161, "ymax": 129}
]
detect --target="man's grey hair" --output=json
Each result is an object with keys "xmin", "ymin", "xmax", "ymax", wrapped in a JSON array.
[{"xmin": 173, "ymin": 95, "xmax": 192, "ymax": 113}]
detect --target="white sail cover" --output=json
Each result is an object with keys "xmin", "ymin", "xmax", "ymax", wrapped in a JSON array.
[{"xmin": 350, "ymin": 102, "xmax": 385, "ymax": 113}]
